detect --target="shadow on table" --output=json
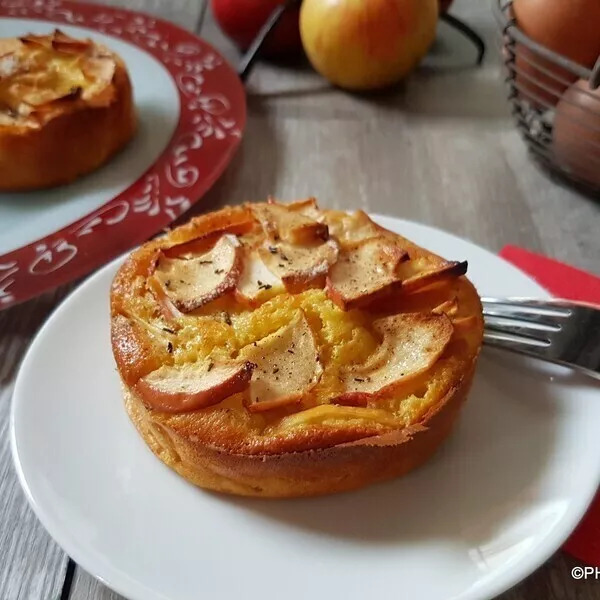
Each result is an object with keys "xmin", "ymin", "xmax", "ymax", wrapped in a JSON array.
[{"xmin": 220, "ymin": 352, "xmax": 566, "ymax": 553}]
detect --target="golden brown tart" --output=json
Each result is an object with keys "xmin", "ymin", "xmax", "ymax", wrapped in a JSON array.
[
  {"xmin": 111, "ymin": 199, "xmax": 483, "ymax": 497},
  {"xmin": 0, "ymin": 29, "xmax": 135, "ymax": 190}
]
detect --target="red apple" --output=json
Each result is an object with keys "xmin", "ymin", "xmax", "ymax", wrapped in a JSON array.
[{"xmin": 211, "ymin": 0, "xmax": 302, "ymax": 57}]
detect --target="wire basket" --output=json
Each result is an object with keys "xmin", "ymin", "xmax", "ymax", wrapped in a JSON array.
[{"xmin": 494, "ymin": 0, "xmax": 600, "ymax": 195}]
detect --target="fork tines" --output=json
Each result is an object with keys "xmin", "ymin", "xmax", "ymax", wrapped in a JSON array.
[
  {"xmin": 481, "ymin": 297, "xmax": 600, "ymax": 379},
  {"xmin": 482, "ymin": 297, "xmax": 571, "ymax": 347}
]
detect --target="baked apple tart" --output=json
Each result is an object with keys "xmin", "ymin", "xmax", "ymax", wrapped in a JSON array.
[
  {"xmin": 111, "ymin": 199, "xmax": 483, "ymax": 497},
  {"xmin": 0, "ymin": 29, "xmax": 135, "ymax": 190}
]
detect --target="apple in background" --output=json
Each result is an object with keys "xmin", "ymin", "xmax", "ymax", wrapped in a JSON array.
[
  {"xmin": 511, "ymin": 0, "xmax": 600, "ymax": 108},
  {"xmin": 553, "ymin": 79, "xmax": 600, "ymax": 188},
  {"xmin": 300, "ymin": 0, "xmax": 439, "ymax": 91},
  {"xmin": 211, "ymin": 0, "xmax": 302, "ymax": 57}
]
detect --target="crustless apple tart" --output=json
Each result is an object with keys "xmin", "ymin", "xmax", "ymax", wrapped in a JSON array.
[{"xmin": 111, "ymin": 199, "xmax": 483, "ymax": 497}]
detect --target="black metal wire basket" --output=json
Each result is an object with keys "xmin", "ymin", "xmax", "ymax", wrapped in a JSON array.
[{"xmin": 494, "ymin": 0, "xmax": 600, "ymax": 195}]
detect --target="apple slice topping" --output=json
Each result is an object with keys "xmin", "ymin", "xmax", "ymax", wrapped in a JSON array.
[
  {"xmin": 161, "ymin": 219, "xmax": 254, "ymax": 259},
  {"xmin": 20, "ymin": 30, "xmax": 92, "ymax": 56},
  {"xmin": 259, "ymin": 238, "xmax": 339, "ymax": 293},
  {"xmin": 325, "ymin": 238, "xmax": 408, "ymax": 310},
  {"xmin": 401, "ymin": 261, "xmax": 468, "ymax": 294},
  {"xmin": 81, "ymin": 56, "xmax": 116, "ymax": 85},
  {"xmin": 135, "ymin": 360, "xmax": 255, "ymax": 413},
  {"xmin": 335, "ymin": 312, "xmax": 453, "ymax": 400},
  {"xmin": 284, "ymin": 197, "xmax": 323, "ymax": 221},
  {"xmin": 432, "ymin": 297, "xmax": 459, "ymax": 317},
  {"xmin": 239, "ymin": 312, "xmax": 323, "ymax": 412},
  {"xmin": 251, "ymin": 201, "xmax": 329, "ymax": 245},
  {"xmin": 146, "ymin": 275, "xmax": 184, "ymax": 323},
  {"xmin": 236, "ymin": 247, "xmax": 284, "ymax": 303},
  {"xmin": 327, "ymin": 210, "xmax": 383, "ymax": 244},
  {"xmin": 150, "ymin": 234, "xmax": 242, "ymax": 313}
]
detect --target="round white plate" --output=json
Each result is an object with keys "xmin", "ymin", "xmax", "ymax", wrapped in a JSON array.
[{"xmin": 11, "ymin": 216, "xmax": 600, "ymax": 600}]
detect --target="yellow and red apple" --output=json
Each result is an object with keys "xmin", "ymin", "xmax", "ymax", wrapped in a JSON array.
[{"xmin": 300, "ymin": 0, "xmax": 439, "ymax": 90}]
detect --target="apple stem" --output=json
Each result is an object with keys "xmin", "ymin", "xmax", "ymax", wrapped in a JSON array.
[
  {"xmin": 238, "ymin": 0, "xmax": 302, "ymax": 83},
  {"xmin": 440, "ymin": 13, "xmax": 486, "ymax": 66}
]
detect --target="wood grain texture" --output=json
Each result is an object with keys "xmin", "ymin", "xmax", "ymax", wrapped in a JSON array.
[
  {"xmin": 0, "ymin": 287, "xmax": 74, "ymax": 600},
  {"xmin": 4, "ymin": 0, "xmax": 600, "ymax": 599},
  {"xmin": 71, "ymin": 567, "xmax": 122, "ymax": 600}
]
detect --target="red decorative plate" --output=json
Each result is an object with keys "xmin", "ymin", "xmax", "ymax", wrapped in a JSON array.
[{"xmin": 0, "ymin": 0, "xmax": 245, "ymax": 310}]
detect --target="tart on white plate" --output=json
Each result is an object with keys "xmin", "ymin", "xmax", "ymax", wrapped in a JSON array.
[
  {"xmin": 110, "ymin": 199, "xmax": 483, "ymax": 497},
  {"xmin": 0, "ymin": 29, "xmax": 135, "ymax": 190}
]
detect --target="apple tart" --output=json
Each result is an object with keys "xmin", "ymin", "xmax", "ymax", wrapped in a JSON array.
[
  {"xmin": 111, "ymin": 199, "xmax": 483, "ymax": 497},
  {"xmin": 0, "ymin": 29, "xmax": 135, "ymax": 190}
]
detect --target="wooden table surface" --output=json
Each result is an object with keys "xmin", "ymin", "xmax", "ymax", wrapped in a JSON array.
[{"xmin": 1, "ymin": 1, "xmax": 599, "ymax": 599}]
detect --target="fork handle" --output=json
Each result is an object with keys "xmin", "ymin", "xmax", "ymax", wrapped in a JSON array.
[
  {"xmin": 483, "ymin": 335, "xmax": 600, "ymax": 381},
  {"xmin": 481, "ymin": 297, "xmax": 600, "ymax": 310}
]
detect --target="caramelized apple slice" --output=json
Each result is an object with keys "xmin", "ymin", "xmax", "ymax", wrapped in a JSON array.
[
  {"xmin": 267, "ymin": 197, "xmax": 324, "ymax": 222},
  {"xmin": 236, "ymin": 248, "xmax": 284, "ymax": 304},
  {"xmin": 251, "ymin": 201, "xmax": 328, "ymax": 244},
  {"xmin": 135, "ymin": 360, "xmax": 255, "ymax": 413},
  {"xmin": 325, "ymin": 238, "xmax": 408, "ymax": 310},
  {"xmin": 239, "ymin": 312, "xmax": 323, "ymax": 412},
  {"xmin": 432, "ymin": 297, "xmax": 459, "ymax": 317},
  {"xmin": 259, "ymin": 239, "xmax": 339, "ymax": 293},
  {"xmin": 19, "ymin": 30, "xmax": 91, "ymax": 54},
  {"xmin": 81, "ymin": 56, "xmax": 116, "ymax": 83},
  {"xmin": 337, "ymin": 312, "xmax": 453, "ymax": 397},
  {"xmin": 401, "ymin": 261, "xmax": 468, "ymax": 294},
  {"xmin": 327, "ymin": 210, "xmax": 383, "ymax": 244},
  {"xmin": 162, "ymin": 220, "xmax": 254, "ymax": 259},
  {"xmin": 111, "ymin": 314, "xmax": 169, "ymax": 386},
  {"xmin": 19, "ymin": 33, "xmax": 54, "ymax": 49},
  {"xmin": 51, "ymin": 32, "xmax": 92, "ymax": 54},
  {"xmin": 151, "ymin": 234, "xmax": 242, "ymax": 313},
  {"xmin": 12, "ymin": 69, "xmax": 81, "ymax": 106},
  {"xmin": 285, "ymin": 197, "xmax": 322, "ymax": 221},
  {"xmin": 166, "ymin": 206, "xmax": 253, "ymax": 246},
  {"xmin": 147, "ymin": 275, "xmax": 183, "ymax": 323}
]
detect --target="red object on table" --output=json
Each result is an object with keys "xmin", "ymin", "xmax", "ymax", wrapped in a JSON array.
[
  {"xmin": 499, "ymin": 245, "xmax": 600, "ymax": 566},
  {"xmin": 211, "ymin": 0, "xmax": 302, "ymax": 56}
]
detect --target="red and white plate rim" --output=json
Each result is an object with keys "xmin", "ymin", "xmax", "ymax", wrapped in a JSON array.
[{"xmin": 0, "ymin": 0, "xmax": 246, "ymax": 311}]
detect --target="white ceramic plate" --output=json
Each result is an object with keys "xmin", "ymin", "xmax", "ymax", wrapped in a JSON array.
[{"xmin": 11, "ymin": 216, "xmax": 600, "ymax": 600}]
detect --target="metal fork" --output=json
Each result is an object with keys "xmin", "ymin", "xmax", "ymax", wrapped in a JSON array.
[{"xmin": 482, "ymin": 298, "xmax": 600, "ymax": 380}]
